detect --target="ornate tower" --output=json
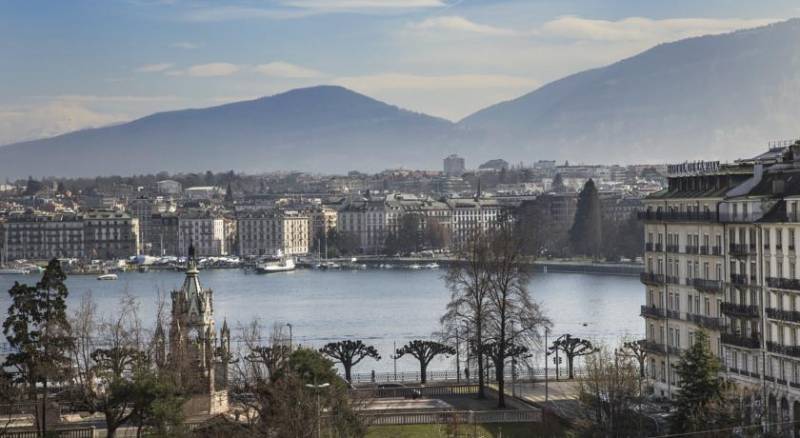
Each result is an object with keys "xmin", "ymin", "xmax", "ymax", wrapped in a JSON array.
[{"xmin": 168, "ymin": 244, "xmax": 228, "ymax": 415}]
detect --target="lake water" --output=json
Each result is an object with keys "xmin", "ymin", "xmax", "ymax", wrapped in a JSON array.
[{"xmin": 0, "ymin": 268, "xmax": 643, "ymax": 375}]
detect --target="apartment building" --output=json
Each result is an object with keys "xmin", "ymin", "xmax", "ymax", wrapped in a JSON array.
[
  {"xmin": 337, "ymin": 197, "xmax": 403, "ymax": 254},
  {"xmin": 82, "ymin": 210, "xmax": 140, "ymax": 259},
  {"xmin": 1, "ymin": 212, "xmax": 85, "ymax": 260},
  {"xmin": 237, "ymin": 210, "xmax": 310, "ymax": 257},
  {"xmin": 640, "ymin": 144, "xmax": 800, "ymax": 432},
  {"xmin": 446, "ymin": 197, "xmax": 504, "ymax": 248},
  {"xmin": 178, "ymin": 210, "xmax": 227, "ymax": 256}
]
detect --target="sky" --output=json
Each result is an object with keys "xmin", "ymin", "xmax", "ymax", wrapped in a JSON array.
[{"xmin": 0, "ymin": 0, "xmax": 798, "ymax": 146}]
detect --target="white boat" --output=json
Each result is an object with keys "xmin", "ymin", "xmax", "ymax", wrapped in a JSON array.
[
  {"xmin": 256, "ymin": 257, "xmax": 296, "ymax": 273},
  {"xmin": 424, "ymin": 263, "xmax": 440, "ymax": 269},
  {"xmin": 97, "ymin": 273, "xmax": 118, "ymax": 280},
  {"xmin": 408, "ymin": 264, "xmax": 422, "ymax": 270}
]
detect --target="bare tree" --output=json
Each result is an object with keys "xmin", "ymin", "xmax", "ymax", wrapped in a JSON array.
[
  {"xmin": 484, "ymin": 224, "xmax": 550, "ymax": 408},
  {"xmin": 578, "ymin": 344, "xmax": 640, "ymax": 436},
  {"xmin": 442, "ymin": 230, "xmax": 492, "ymax": 398}
]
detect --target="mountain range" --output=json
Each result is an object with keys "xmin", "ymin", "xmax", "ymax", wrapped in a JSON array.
[{"xmin": 2, "ymin": 18, "xmax": 800, "ymax": 178}]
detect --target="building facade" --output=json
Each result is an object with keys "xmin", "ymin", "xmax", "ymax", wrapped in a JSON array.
[
  {"xmin": 82, "ymin": 210, "xmax": 139, "ymax": 259},
  {"xmin": 178, "ymin": 212, "xmax": 227, "ymax": 256},
  {"xmin": 1, "ymin": 212, "xmax": 85, "ymax": 260},
  {"xmin": 237, "ymin": 210, "xmax": 310, "ymax": 256},
  {"xmin": 443, "ymin": 154, "xmax": 466, "ymax": 177}
]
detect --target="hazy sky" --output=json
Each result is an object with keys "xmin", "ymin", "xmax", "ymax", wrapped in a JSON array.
[{"xmin": 1, "ymin": 0, "xmax": 798, "ymax": 145}]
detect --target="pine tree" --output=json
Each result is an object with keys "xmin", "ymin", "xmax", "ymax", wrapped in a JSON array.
[
  {"xmin": 569, "ymin": 179, "xmax": 602, "ymax": 258},
  {"xmin": 669, "ymin": 331, "xmax": 732, "ymax": 435}
]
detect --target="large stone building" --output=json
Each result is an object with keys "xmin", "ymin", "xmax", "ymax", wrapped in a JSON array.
[
  {"xmin": 237, "ymin": 210, "xmax": 310, "ymax": 256},
  {"xmin": 1, "ymin": 212, "xmax": 85, "ymax": 260},
  {"xmin": 178, "ymin": 211, "xmax": 227, "ymax": 256},
  {"xmin": 640, "ymin": 143, "xmax": 800, "ymax": 434},
  {"xmin": 446, "ymin": 197, "xmax": 504, "ymax": 248},
  {"xmin": 443, "ymin": 154, "xmax": 466, "ymax": 177},
  {"xmin": 158, "ymin": 247, "xmax": 230, "ymax": 416},
  {"xmin": 82, "ymin": 210, "xmax": 140, "ymax": 259}
]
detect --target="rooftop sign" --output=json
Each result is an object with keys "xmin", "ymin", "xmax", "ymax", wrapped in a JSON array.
[{"xmin": 667, "ymin": 161, "xmax": 720, "ymax": 177}]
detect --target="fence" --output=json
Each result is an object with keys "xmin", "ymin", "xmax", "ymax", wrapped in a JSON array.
[
  {"xmin": 361, "ymin": 409, "xmax": 541, "ymax": 426},
  {"xmin": 0, "ymin": 427, "xmax": 95, "ymax": 438},
  {"xmin": 353, "ymin": 384, "xmax": 478, "ymax": 399},
  {"xmin": 349, "ymin": 367, "xmax": 585, "ymax": 384}
]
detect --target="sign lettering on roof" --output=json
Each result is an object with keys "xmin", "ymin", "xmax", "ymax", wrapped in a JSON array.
[{"xmin": 667, "ymin": 161, "xmax": 720, "ymax": 177}]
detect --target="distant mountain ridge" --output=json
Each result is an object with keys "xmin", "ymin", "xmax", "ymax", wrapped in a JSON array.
[
  {"xmin": 0, "ymin": 86, "xmax": 456, "ymax": 178},
  {"xmin": 458, "ymin": 18, "xmax": 800, "ymax": 164},
  {"xmin": 2, "ymin": 19, "xmax": 800, "ymax": 178}
]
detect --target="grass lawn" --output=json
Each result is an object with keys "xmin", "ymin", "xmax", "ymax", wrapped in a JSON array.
[{"xmin": 367, "ymin": 421, "xmax": 573, "ymax": 438}]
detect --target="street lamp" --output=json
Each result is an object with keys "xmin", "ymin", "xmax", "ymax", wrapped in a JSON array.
[
  {"xmin": 305, "ymin": 381, "xmax": 331, "ymax": 438},
  {"xmin": 286, "ymin": 323, "xmax": 293, "ymax": 350}
]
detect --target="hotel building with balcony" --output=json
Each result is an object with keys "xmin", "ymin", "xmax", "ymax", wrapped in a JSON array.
[{"xmin": 640, "ymin": 143, "xmax": 800, "ymax": 434}]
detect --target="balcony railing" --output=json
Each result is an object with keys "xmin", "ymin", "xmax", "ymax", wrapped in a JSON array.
[
  {"xmin": 721, "ymin": 333, "xmax": 761, "ymax": 349},
  {"xmin": 729, "ymin": 243, "xmax": 755, "ymax": 258},
  {"xmin": 766, "ymin": 307, "xmax": 800, "ymax": 324},
  {"xmin": 711, "ymin": 246, "xmax": 722, "ymax": 256},
  {"xmin": 684, "ymin": 245, "xmax": 699, "ymax": 255},
  {"xmin": 641, "ymin": 305, "xmax": 665, "ymax": 318},
  {"xmin": 641, "ymin": 340, "xmax": 681, "ymax": 356},
  {"xmin": 766, "ymin": 277, "xmax": 800, "ymax": 291},
  {"xmin": 666, "ymin": 244, "xmax": 680, "ymax": 253},
  {"xmin": 637, "ymin": 211, "xmax": 717, "ymax": 222},
  {"xmin": 693, "ymin": 278, "xmax": 724, "ymax": 293},
  {"xmin": 645, "ymin": 242, "xmax": 653, "ymax": 252},
  {"xmin": 729, "ymin": 273, "xmax": 749, "ymax": 287},
  {"xmin": 666, "ymin": 276, "xmax": 680, "ymax": 285},
  {"xmin": 640, "ymin": 272, "xmax": 664, "ymax": 285},
  {"xmin": 686, "ymin": 313, "xmax": 724, "ymax": 331},
  {"xmin": 721, "ymin": 302, "xmax": 759, "ymax": 318},
  {"xmin": 767, "ymin": 341, "xmax": 800, "ymax": 358},
  {"xmin": 666, "ymin": 309, "xmax": 681, "ymax": 320}
]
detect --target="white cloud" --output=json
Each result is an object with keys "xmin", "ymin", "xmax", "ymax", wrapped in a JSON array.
[
  {"xmin": 539, "ymin": 16, "xmax": 779, "ymax": 42},
  {"xmin": 135, "ymin": 63, "xmax": 174, "ymax": 73},
  {"xmin": 409, "ymin": 16, "xmax": 516, "ymax": 36},
  {"xmin": 0, "ymin": 102, "xmax": 128, "ymax": 145},
  {"xmin": 254, "ymin": 62, "xmax": 323, "ymax": 78},
  {"xmin": 283, "ymin": 0, "xmax": 444, "ymax": 10},
  {"xmin": 182, "ymin": 6, "xmax": 310, "ymax": 22},
  {"xmin": 185, "ymin": 62, "xmax": 240, "ymax": 77},
  {"xmin": 170, "ymin": 41, "xmax": 200, "ymax": 49}
]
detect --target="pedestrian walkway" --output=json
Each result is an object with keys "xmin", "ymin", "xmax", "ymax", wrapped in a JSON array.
[{"xmin": 509, "ymin": 381, "xmax": 584, "ymax": 421}]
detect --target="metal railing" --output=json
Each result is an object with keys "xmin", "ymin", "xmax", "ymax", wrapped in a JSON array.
[
  {"xmin": 641, "ymin": 305, "xmax": 665, "ymax": 318},
  {"xmin": 637, "ymin": 211, "xmax": 717, "ymax": 222},
  {"xmin": 766, "ymin": 277, "xmax": 800, "ymax": 291},
  {"xmin": 686, "ymin": 313, "xmax": 724, "ymax": 331},
  {"xmin": 640, "ymin": 272, "xmax": 664, "ymax": 285},
  {"xmin": 347, "ymin": 367, "xmax": 583, "ymax": 384},
  {"xmin": 721, "ymin": 333, "xmax": 761, "ymax": 349},
  {"xmin": 766, "ymin": 307, "xmax": 800, "ymax": 323},
  {"xmin": 767, "ymin": 341, "xmax": 800, "ymax": 358},
  {"xmin": 729, "ymin": 243, "xmax": 756, "ymax": 258},
  {"xmin": 721, "ymin": 302, "xmax": 759, "ymax": 318},
  {"xmin": 729, "ymin": 273, "xmax": 749, "ymax": 287},
  {"xmin": 693, "ymin": 278, "xmax": 725, "ymax": 293},
  {"xmin": 361, "ymin": 409, "xmax": 541, "ymax": 426}
]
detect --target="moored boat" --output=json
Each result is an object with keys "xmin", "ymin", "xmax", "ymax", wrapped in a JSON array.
[
  {"xmin": 97, "ymin": 273, "xmax": 119, "ymax": 280},
  {"xmin": 256, "ymin": 257, "xmax": 296, "ymax": 273}
]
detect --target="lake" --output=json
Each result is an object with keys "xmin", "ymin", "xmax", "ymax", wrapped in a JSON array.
[{"xmin": 0, "ymin": 267, "xmax": 643, "ymax": 375}]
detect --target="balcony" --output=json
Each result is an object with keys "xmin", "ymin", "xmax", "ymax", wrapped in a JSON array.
[
  {"xmin": 766, "ymin": 277, "xmax": 800, "ymax": 291},
  {"xmin": 686, "ymin": 313, "xmax": 724, "ymax": 331},
  {"xmin": 721, "ymin": 302, "xmax": 759, "ymax": 318},
  {"xmin": 642, "ymin": 340, "xmax": 681, "ymax": 356},
  {"xmin": 640, "ymin": 272, "xmax": 664, "ymax": 286},
  {"xmin": 645, "ymin": 242, "xmax": 653, "ymax": 252},
  {"xmin": 637, "ymin": 211, "xmax": 717, "ymax": 222},
  {"xmin": 765, "ymin": 307, "xmax": 800, "ymax": 324},
  {"xmin": 711, "ymin": 246, "xmax": 723, "ymax": 256},
  {"xmin": 767, "ymin": 341, "xmax": 800, "ymax": 358},
  {"xmin": 641, "ymin": 305, "xmax": 665, "ymax": 318},
  {"xmin": 666, "ymin": 276, "xmax": 681, "ymax": 285},
  {"xmin": 729, "ymin": 243, "xmax": 755, "ymax": 258},
  {"xmin": 666, "ymin": 309, "xmax": 681, "ymax": 320},
  {"xmin": 693, "ymin": 278, "xmax": 724, "ymax": 293},
  {"xmin": 729, "ymin": 273, "xmax": 749, "ymax": 287},
  {"xmin": 722, "ymin": 333, "xmax": 761, "ymax": 349},
  {"xmin": 665, "ymin": 244, "xmax": 680, "ymax": 253},
  {"xmin": 684, "ymin": 245, "xmax": 699, "ymax": 255}
]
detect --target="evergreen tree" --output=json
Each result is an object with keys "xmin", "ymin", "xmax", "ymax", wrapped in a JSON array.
[
  {"xmin": 669, "ymin": 331, "xmax": 733, "ymax": 435},
  {"xmin": 224, "ymin": 183, "xmax": 234, "ymax": 204},
  {"xmin": 551, "ymin": 173, "xmax": 566, "ymax": 193},
  {"xmin": 2, "ymin": 259, "xmax": 73, "ymax": 434},
  {"xmin": 569, "ymin": 179, "xmax": 602, "ymax": 258}
]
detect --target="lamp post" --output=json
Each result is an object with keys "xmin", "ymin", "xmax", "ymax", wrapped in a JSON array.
[
  {"xmin": 286, "ymin": 323, "xmax": 293, "ymax": 350},
  {"xmin": 455, "ymin": 325, "xmax": 460, "ymax": 383},
  {"xmin": 305, "ymin": 380, "xmax": 330, "ymax": 438}
]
